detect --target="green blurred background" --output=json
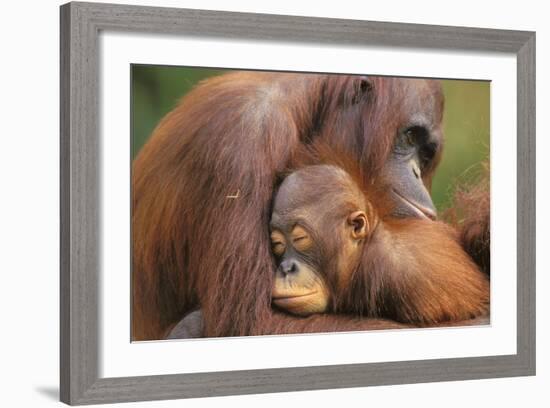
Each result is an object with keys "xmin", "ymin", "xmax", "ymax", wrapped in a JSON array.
[{"xmin": 131, "ymin": 66, "xmax": 489, "ymax": 212}]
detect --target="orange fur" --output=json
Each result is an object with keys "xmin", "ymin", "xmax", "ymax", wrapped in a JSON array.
[
  {"xmin": 272, "ymin": 164, "xmax": 489, "ymax": 326},
  {"xmin": 132, "ymin": 71, "xmax": 446, "ymax": 340},
  {"xmin": 341, "ymin": 219, "xmax": 489, "ymax": 324},
  {"xmin": 444, "ymin": 170, "xmax": 490, "ymax": 274}
]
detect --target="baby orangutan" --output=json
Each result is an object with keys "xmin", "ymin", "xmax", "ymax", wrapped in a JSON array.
[{"xmin": 270, "ymin": 164, "xmax": 489, "ymax": 325}]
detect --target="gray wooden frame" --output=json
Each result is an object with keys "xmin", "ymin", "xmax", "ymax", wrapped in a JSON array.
[{"xmin": 60, "ymin": 1, "xmax": 536, "ymax": 405}]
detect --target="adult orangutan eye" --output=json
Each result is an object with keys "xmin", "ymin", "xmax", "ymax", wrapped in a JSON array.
[
  {"xmin": 406, "ymin": 126, "xmax": 438, "ymax": 169},
  {"xmin": 395, "ymin": 126, "xmax": 422, "ymax": 156},
  {"xmin": 405, "ymin": 126, "xmax": 427, "ymax": 145},
  {"xmin": 405, "ymin": 129, "xmax": 415, "ymax": 146}
]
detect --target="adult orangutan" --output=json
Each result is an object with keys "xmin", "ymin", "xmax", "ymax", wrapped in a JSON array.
[{"xmin": 132, "ymin": 71, "xmax": 488, "ymax": 340}]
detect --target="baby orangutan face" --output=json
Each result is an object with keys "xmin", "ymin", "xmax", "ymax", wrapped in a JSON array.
[{"xmin": 270, "ymin": 165, "xmax": 371, "ymax": 316}]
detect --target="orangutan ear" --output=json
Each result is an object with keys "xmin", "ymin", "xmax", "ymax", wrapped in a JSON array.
[
  {"xmin": 359, "ymin": 76, "xmax": 372, "ymax": 94},
  {"xmin": 348, "ymin": 210, "xmax": 369, "ymax": 240},
  {"xmin": 352, "ymin": 76, "xmax": 372, "ymax": 104}
]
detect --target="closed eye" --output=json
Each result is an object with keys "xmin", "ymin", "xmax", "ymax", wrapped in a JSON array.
[{"xmin": 271, "ymin": 242, "xmax": 285, "ymax": 256}]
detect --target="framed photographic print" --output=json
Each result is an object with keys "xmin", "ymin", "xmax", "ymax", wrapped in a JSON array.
[{"xmin": 60, "ymin": 1, "xmax": 536, "ymax": 405}]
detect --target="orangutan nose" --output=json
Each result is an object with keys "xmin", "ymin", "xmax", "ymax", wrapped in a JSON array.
[{"xmin": 279, "ymin": 260, "xmax": 298, "ymax": 276}]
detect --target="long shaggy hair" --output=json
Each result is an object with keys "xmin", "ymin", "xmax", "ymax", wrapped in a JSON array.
[{"xmin": 132, "ymin": 71, "xmax": 460, "ymax": 340}]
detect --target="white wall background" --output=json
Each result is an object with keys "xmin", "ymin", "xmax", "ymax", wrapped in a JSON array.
[{"xmin": 0, "ymin": 0, "xmax": 545, "ymax": 407}]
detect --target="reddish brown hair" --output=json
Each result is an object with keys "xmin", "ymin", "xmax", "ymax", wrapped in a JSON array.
[{"xmin": 132, "ymin": 71, "xmax": 449, "ymax": 339}]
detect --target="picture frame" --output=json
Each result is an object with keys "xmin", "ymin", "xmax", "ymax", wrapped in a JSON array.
[{"xmin": 60, "ymin": 1, "xmax": 536, "ymax": 405}]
